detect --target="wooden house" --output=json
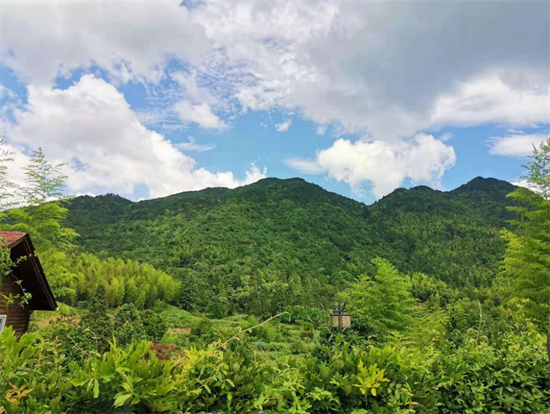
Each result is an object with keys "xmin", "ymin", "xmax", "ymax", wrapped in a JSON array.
[{"xmin": 0, "ymin": 231, "xmax": 57, "ymax": 335}]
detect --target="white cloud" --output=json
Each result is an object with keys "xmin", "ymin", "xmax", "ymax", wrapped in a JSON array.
[
  {"xmin": 2, "ymin": 1, "xmax": 547, "ymax": 139},
  {"xmin": 512, "ymin": 179, "xmax": 530, "ymax": 188},
  {"xmin": 189, "ymin": 1, "xmax": 548, "ymax": 138},
  {"xmin": 285, "ymin": 158, "xmax": 326, "ymax": 175},
  {"xmin": 430, "ymin": 76, "xmax": 549, "ymax": 130},
  {"xmin": 512, "ymin": 178, "xmax": 544, "ymax": 196},
  {"xmin": 169, "ymin": 70, "xmax": 230, "ymax": 130},
  {"xmin": 488, "ymin": 134, "xmax": 547, "ymax": 157},
  {"xmin": 275, "ymin": 120, "xmax": 292, "ymax": 132},
  {"xmin": 2, "ymin": 1, "xmax": 548, "ymax": 139},
  {"xmin": 241, "ymin": 163, "xmax": 268, "ymax": 186},
  {"xmin": 3, "ymin": 75, "xmax": 265, "ymax": 199},
  {"xmin": 172, "ymin": 71, "xmax": 214, "ymax": 106},
  {"xmin": 0, "ymin": 0, "xmax": 210, "ymax": 85},
  {"xmin": 173, "ymin": 101, "xmax": 227, "ymax": 130},
  {"xmin": 175, "ymin": 136, "xmax": 216, "ymax": 152},
  {"xmin": 0, "ymin": 141, "xmax": 33, "ymax": 191},
  {"xmin": 286, "ymin": 134, "xmax": 456, "ymax": 198}
]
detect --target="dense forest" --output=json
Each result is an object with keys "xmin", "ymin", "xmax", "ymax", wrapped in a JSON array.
[
  {"xmin": 0, "ymin": 139, "xmax": 549, "ymax": 413},
  {"xmin": 64, "ymin": 175, "xmax": 515, "ymax": 316}
]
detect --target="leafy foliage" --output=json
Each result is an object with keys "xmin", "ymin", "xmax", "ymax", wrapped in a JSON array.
[
  {"xmin": 343, "ymin": 258, "xmax": 414, "ymax": 333},
  {"xmin": 1, "ymin": 322, "xmax": 548, "ymax": 414},
  {"xmin": 142, "ymin": 310, "xmax": 168, "ymax": 342},
  {"xmin": 1, "ymin": 148, "xmax": 78, "ymax": 302},
  {"xmin": 70, "ymin": 253, "xmax": 181, "ymax": 309},
  {"xmin": 499, "ymin": 137, "xmax": 550, "ymax": 327},
  {"xmin": 78, "ymin": 284, "xmax": 113, "ymax": 354}
]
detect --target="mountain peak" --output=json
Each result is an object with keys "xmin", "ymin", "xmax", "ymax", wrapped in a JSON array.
[{"xmin": 450, "ymin": 176, "xmax": 516, "ymax": 195}]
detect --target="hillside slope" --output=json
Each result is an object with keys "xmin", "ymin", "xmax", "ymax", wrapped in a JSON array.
[{"xmin": 66, "ymin": 177, "xmax": 516, "ymax": 315}]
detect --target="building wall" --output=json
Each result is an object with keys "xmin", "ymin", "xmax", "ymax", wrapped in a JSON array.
[{"xmin": 0, "ymin": 273, "xmax": 32, "ymax": 335}]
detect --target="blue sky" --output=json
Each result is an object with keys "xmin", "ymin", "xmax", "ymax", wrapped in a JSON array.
[{"xmin": 0, "ymin": 1, "xmax": 548, "ymax": 204}]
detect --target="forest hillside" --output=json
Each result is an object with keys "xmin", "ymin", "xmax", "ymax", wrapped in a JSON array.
[{"xmin": 65, "ymin": 176, "xmax": 516, "ymax": 316}]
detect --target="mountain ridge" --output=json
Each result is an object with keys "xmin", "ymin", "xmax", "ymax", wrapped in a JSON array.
[
  {"xmin": 70, "ymin": 175, "xmax": 516, "ymax": 207},
  {"xmin": 65, "ymin": 176, "xmax": 517, "ymax": 314}
]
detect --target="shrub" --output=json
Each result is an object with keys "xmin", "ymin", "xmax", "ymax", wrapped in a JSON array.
[
  {"xmin": 141, "ymin": 309, "xmax": 168, "ymax": 341},
  {"xmin": 188, "ymin": 318, "xmax": 216, "ymax": 344},
  {"xmin": 1, "ymin": 319, "xmax": 549, "ymax": 414},
  {"xmin": 114, "ymin": 303, "xmax": 147, "ymax": 346},
  {"xmin": 79, "ymin": 284, "xmax": 113, "ymax": 353}
]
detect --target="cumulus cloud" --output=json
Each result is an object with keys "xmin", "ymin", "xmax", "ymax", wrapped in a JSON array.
[
  {"xmin": 512, "ymin": 178, "xmax": 544, "ymax": 196},
  {"xmin": 169, "ymin": 70, "xmax": 229, "ymax": 130},
  {"xmin": 188, "ymin": 1, "xmax": 549, "ymax": 138},
  {"xmin": 430, "ymin": 76, "xmax": 549, "ymax": 130},
  {"xmin": 286, "ymin": 134, "xmax": 456, "ymax": 198},
  {"xmin": 0, "ymin": 0, "xmax": 209, "ymax": 85},
  {"xmin": 3, "ymin": 75, "xmax": 265, "ymax": 199},
  {"xmin": 275, "ymin": 120, "xmax": 292, "ymax": 132},
  {"xmin": 4, "ymin": 1, "xmax": 547, "ymax": 137},
  {"xmin": 488, "ymin": 134, "xmax": 547, "ymax": 157},
  {"xmin": 241, "ymin": 163, "xmax": 268, "ymax": 186},
  {"xmin": 0, "ymin": 141, "xmax": 34, "ymax": 191}
]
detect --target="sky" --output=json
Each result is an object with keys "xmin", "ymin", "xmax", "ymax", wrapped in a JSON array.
[{"xmin": 0, "ymin": 0, "xmax": 548, "ymax": 204}]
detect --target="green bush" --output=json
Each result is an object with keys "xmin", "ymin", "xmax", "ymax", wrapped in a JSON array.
[
  {"xmin": 114, "ymin": 303, "xmax": 147, "ymax": 346},
  {"xmin": 141, "ymin": 310, "xmax": 168, "ymax": 341},
  {"xmin": 188, "ymin": 318, "xmax": 216, "ymax": 344}
]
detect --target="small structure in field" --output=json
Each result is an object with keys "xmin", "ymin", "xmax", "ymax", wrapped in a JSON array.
[
  {"xmin": 0, "ymin": 231, "xmax": 57, "ymax": 335},
  {"xmin": 331, "ymin": 302, "xmax": 351, "ymax": 332}
]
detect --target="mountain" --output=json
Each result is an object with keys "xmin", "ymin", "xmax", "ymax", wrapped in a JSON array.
[{"xmin": 65, "ymin": 177, "xmax": 517, "ymax": 315}]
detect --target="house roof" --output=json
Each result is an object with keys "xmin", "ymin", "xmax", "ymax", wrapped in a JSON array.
[
  {"xmin": 0, "ymin": 231, "xmax": 27, "ymax": 247},
  {"xmin": 0, "ymin": 231, "xmax": 57, "ymax": 311}
]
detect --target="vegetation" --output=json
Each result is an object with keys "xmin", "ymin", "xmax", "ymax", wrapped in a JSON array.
[
  {"xmin": 68, "ymin": 254, "xmax": 181, "ymax": 309},
  {"xmin": 64, "ymin": 174, "xmax": 516, "ymax": 317},
  {"xmin": 0, "ymin": 138, "xmax": 549, "ymax": 413},
  {"xmin": 1, "ymin": 319, "xmax": 549, "ymax": 414},
  {"xmin": 498, "ymin": 138, "xmax": 550, "ymax": 328}
]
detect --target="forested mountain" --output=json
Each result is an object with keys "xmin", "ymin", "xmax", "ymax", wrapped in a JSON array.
[{"xmin": 65, "ymin": 176, "xmax": 516, "ymax": 316}]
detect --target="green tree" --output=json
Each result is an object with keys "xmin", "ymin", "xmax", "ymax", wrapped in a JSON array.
[
  {"xmin": 343, "ymin": 258, "xmax": 414, "ymax": 333},
  {"xmin": 79, "ymin": 284, "xmax": 113, "ymax": 354},
  {"xmin": 5, "ymin": 148, "xmax": 77, "ymax": 252},
  {"xmin": 500, "ymin": 137, "xmax": 550, "ymax": 328},
  {"xmin": 2, "ymin": 148, "xmax": 80, "ymax": 301},
  {"xmin": 521, "ymin": 137, "xmax": 550, "ymax": 199},
  {"xmin": 114, "ymin": 303, "xmax": 147, "ymax": 346}
]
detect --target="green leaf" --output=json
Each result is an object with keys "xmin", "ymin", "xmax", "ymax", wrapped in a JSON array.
[
  {"xmin": 93, "ymin": 379, "xmax": 99, "ymax": 399},
  {"xmin": 114, "ymin": 393, "xmax": 133, "ymax": 407}
]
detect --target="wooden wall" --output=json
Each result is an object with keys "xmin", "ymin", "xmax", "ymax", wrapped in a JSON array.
[{"xmin": 0, "ymin": 273, "xmax": 32, "ymax": 335}]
